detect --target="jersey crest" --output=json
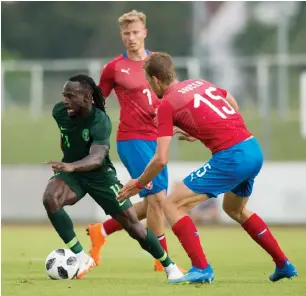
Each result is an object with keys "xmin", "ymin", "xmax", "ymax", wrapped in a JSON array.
[{"xmin": 82, "ymin": 129, "xmax": 90, "ymax": 142}]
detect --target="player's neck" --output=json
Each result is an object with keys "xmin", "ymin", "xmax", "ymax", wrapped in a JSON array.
[
  {"xmin": 125, "ymin": 48, "xmax": 147, "ymax": 61},
  {"xmin": 168, "ymin": 80, "xmax": 179, "ymax": 89},
  {"xmin": 161, "ymin": 80, "xmax": 179, "ymax": 96},
  {"xmin": 78, "ymin": 106, "xmax": 93, "ymax": 118}
]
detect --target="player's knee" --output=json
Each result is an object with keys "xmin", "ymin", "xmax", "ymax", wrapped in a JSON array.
[
  {"xmin": 126, "ymin": 222, "xmax": 147, "ymax": 241},
  {"xmin": 162, "ymin": 198, "xmax": 172, "ymax": 214},
  {"xmin": 163, "ymin": 197, "xmax": 179, "ymax": 212},
  {"xmin": 147, "ymin": 193, "xmax": 164, "ymax": 211},
  {"xmin": 133, "ymin": 200, "xmax": 148, "ymax": 221},
  {"xmin": 223, "ymin": 204, "xmax": 244, "ymax": 223},
  {"xmin": 42, "ymin": 191, "xmax": 62, "ymax": 214},
  {"xmin": 178, "ymin": 204, "xmax": 192, "ymax": 214}
]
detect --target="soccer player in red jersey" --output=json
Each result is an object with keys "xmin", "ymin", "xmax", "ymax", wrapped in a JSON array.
[
  {"xmin": 87, "ymin": 11, "xmax": 176, "ymax": 272},
  {"xmin": 118, "ymin": 53, "xmax": 298, "ymax": 284}
]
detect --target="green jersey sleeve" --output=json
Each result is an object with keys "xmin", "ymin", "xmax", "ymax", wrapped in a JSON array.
[
  {"xmin": 90, "ymin": 112, "xmax": 112, "ymax": 147},
  {"xmin": 52, "ymin": 102, "xmax": 66, "ymax": 126}
]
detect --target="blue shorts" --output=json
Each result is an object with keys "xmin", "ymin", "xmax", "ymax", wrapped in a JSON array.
[
  {"xmin": 184, "ymin": 138, "xmax": 263, "ymax": 198},
  {"xmin": 117, "ymin": 140, "xmax": 168, "ymax": 198}
]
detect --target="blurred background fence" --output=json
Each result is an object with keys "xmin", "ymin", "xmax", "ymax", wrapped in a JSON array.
[{"xmin": 1, "ymin": 1, "xmax": 306, "ymax": 224}]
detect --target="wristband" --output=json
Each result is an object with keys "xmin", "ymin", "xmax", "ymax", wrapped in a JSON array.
[{"xmin": 135, "ymin": 180, "xmax": 144, "ymax": 189}]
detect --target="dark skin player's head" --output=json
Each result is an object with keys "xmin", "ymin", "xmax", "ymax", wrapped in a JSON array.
[
  {"xmin": 62, "ymin": 81, "xmax": 92, "ymax": 117},
  {"xmin": 63, "ymin": 74, "xmax": 106, "ymax": 117}
]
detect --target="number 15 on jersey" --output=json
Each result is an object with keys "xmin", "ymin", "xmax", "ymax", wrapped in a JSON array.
[{"xmin": 194, "ymin": 87, "xmax": 235, "ymax": 119}]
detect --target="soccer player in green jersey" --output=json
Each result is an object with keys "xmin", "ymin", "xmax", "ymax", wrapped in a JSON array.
[{"xmin": 43, "ymin": 74, "xmax": 183, "ymax": 280}]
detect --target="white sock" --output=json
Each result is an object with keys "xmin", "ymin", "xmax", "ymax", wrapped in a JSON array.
[
  {"xmin": 164, "ymin": 262, "xmax": 175, "ymax": 271},
  {"xmin": 101, "ymin": 225, "xmax": 108, "ymax": 237},
  {"xmin": 76, "ymin": 250, "xmax": 87, "ymax": 261},
  {"xmin": 165, "ymin": 263, "xmax": 184, "ymax": 279}
]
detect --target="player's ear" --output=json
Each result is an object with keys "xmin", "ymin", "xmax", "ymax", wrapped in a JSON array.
[
  {"xmin": 84, "ymin": 93, "xmax": 91, "ymax": 103},
  {"xmin": 144, "ymin": 28, "xmax": 147, "ymax": 39},
  {"xmin": 152, "ymin": 76, "xmax": 159, "ymax": 85},
  {"xmin": 120, "ymin": 30, "xmax": 124, "ymax": 40}
]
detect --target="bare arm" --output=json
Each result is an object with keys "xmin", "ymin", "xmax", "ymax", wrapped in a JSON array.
[
  {"xmin": 98, "ymin": 63, "xmax": 115, "ymax": 98},
  {"xmin": 71, "ymin": 144, "xmax": 109, "ymax": 172},
  {"xmin": 138, "ymin": 136, "xmax": 172, "ymax": 186}
]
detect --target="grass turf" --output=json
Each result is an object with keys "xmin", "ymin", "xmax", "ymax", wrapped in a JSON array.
[{"xmin": 2, "ymin": 225, "xmax": 305, "ymax": 296}]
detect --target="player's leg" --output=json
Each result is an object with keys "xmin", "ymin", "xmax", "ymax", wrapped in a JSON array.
[
  {"xmin": 222, "ymin": 137, "xmax": 297, "ymax": 281},
  {"xmin": 101, "ymin": 200, "xmax": 147, "ymax": 236},
  {"xmin": 42, "ymin": 175, "xmax": 94, "ymax": 279},
  {"xmin": 112, "ymin": 207, "xmax": 183, "ymax": 281},
  {"xmin": 162, "ymin": 182, "xmax": 215, "ymax": 284},
  {"xmin": 163, "ymin": 147, "xmax": 256, "ymax": 284},
  {"xmin": 87, "ymin": 140, "xmax": 151, "ymax": 264},
  {"xmin": 131, "ymin": 140, "xmax": 171, "ymax": 271},
  {"xmin": 88, "ymin": 178, "xmax": 184, "ymax": 281},
  {"xmin": 113, "ymin": 139, "xmax": 171, "ymax": 271},
  {"xmin": 223, "ymin": 190, "xmax": 298, "ymax": 281},
  {"xmin": 87, "ymin": 199, "xmax": 147, "ymax": 265},
  {"xmin": 145, "ymin": 190, "xmax": 168, "ymax": 271}
]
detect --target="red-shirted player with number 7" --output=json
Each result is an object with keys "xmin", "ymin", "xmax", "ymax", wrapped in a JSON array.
[
  {"xmin": 87, "ymin": 10, "xmax": 185, "ymax": 274},
  {"xmin": 118, "ymin": 52, "xmax": 298, "ymax": 284}
]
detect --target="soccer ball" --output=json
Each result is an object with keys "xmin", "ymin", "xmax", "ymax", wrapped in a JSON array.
[{"xmin": 45, "ymin": 248, "xmax": 79, "ymax": 280}]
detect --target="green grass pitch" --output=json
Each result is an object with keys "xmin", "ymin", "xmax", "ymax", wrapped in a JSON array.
[{"xmin": 2, "ymin": 225, "xmax": 305, "ymax": 296}]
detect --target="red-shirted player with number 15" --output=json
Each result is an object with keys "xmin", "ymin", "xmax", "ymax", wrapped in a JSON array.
[{"xmin": 118, "ymin": 52, "xmax": 298, "ymax": 284}]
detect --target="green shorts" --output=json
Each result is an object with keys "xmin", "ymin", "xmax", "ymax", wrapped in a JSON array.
[{"xmin": 51, "ymin": 171, "xmax": 132, "ymax": 216}]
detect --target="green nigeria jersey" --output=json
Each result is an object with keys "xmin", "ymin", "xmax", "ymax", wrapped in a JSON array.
[{"xmin": 52, "ymin": 102, "xmax": 115, "ymax": 173}]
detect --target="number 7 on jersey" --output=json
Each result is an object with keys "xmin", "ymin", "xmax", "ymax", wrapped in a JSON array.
[{"xmin": 143, "ymin": 88, "xmax": 152, "ymax": 105}]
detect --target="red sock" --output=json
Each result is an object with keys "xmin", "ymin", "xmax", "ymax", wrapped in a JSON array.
[
  {"xmin": 103, "ymin": 218, "xmax": 123, "ymax": 235},
  {"xmin": 172, "ymin": 216, "xmax": 209, "ymax": 269},
  {"xmin": 242, "ymin": 213, "xmax": 287, "ymax": 268},
  {"xmin": 157, "ymin": 234, "xmax": 168, "ymax": 253}
]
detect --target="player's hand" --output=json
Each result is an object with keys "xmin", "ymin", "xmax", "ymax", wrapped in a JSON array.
[
  {"xmin": 117, "ymin": 179, "xmax": 141, "ymax": 201},
  {"xmin": 178, "ymin": 135, "xmax": 197, "ymax": 142},
  {"xmin": 174, "ymin": 126, "xmax": 190, "ymax": 136},
  {"xmin": 173, "ymin": 127, "xmax": 197, "ymax": 142},
  {"xmin": 45, "ymin": 161, "xmax": 75, "ymax": 173},
  {"xmin": 173, "ymin": 126, "xmax": 182, "ymax": 135}
]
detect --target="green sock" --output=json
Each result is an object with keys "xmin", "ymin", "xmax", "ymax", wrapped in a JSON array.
[
  {"xmin": 47, "ymin": 208, "xmax": 83, "ymax": 254},
  {"xmin": 144, "ymin": 228, "xmax": 174, "ymax": 267}
]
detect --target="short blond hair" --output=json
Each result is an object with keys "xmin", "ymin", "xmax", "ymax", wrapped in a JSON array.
[{"xmin": 118, "ymin": 10, "xmax": 146, "ymax": 28}]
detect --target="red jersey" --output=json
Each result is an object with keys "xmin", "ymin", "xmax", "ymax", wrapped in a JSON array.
[
  {"xmin": 157, "ymin": 79, "xmax": 252, "ymax": 154},
  {"xmin": 98, "ymin": 52, "xmax": 160, "ymax": 141}
]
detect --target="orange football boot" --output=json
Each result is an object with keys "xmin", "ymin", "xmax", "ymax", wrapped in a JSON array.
[
  {"xmin": 154, "ymin": 259, "xmax": 187, "ymax": 273},
  {"xmin": 154, "ymin": 259, "xmax": 165, "ymax": 272},
  {"xmin": 87, "ymin": 223, "xmax": 107, "ymax": 266}
]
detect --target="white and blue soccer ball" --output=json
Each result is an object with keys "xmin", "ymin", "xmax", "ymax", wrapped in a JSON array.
[{"xmin": 45, "ymin": 248, "xmax": 79, "ymax": 280}]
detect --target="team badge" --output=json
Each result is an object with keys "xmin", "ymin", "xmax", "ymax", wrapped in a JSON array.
[
  {"xmin": 82, "ymin": 129, "xmax": 89, "ymax": 141},
  {"xmin": 145, "ymin": 181, "xmax": 153, "ymax": 190}
]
